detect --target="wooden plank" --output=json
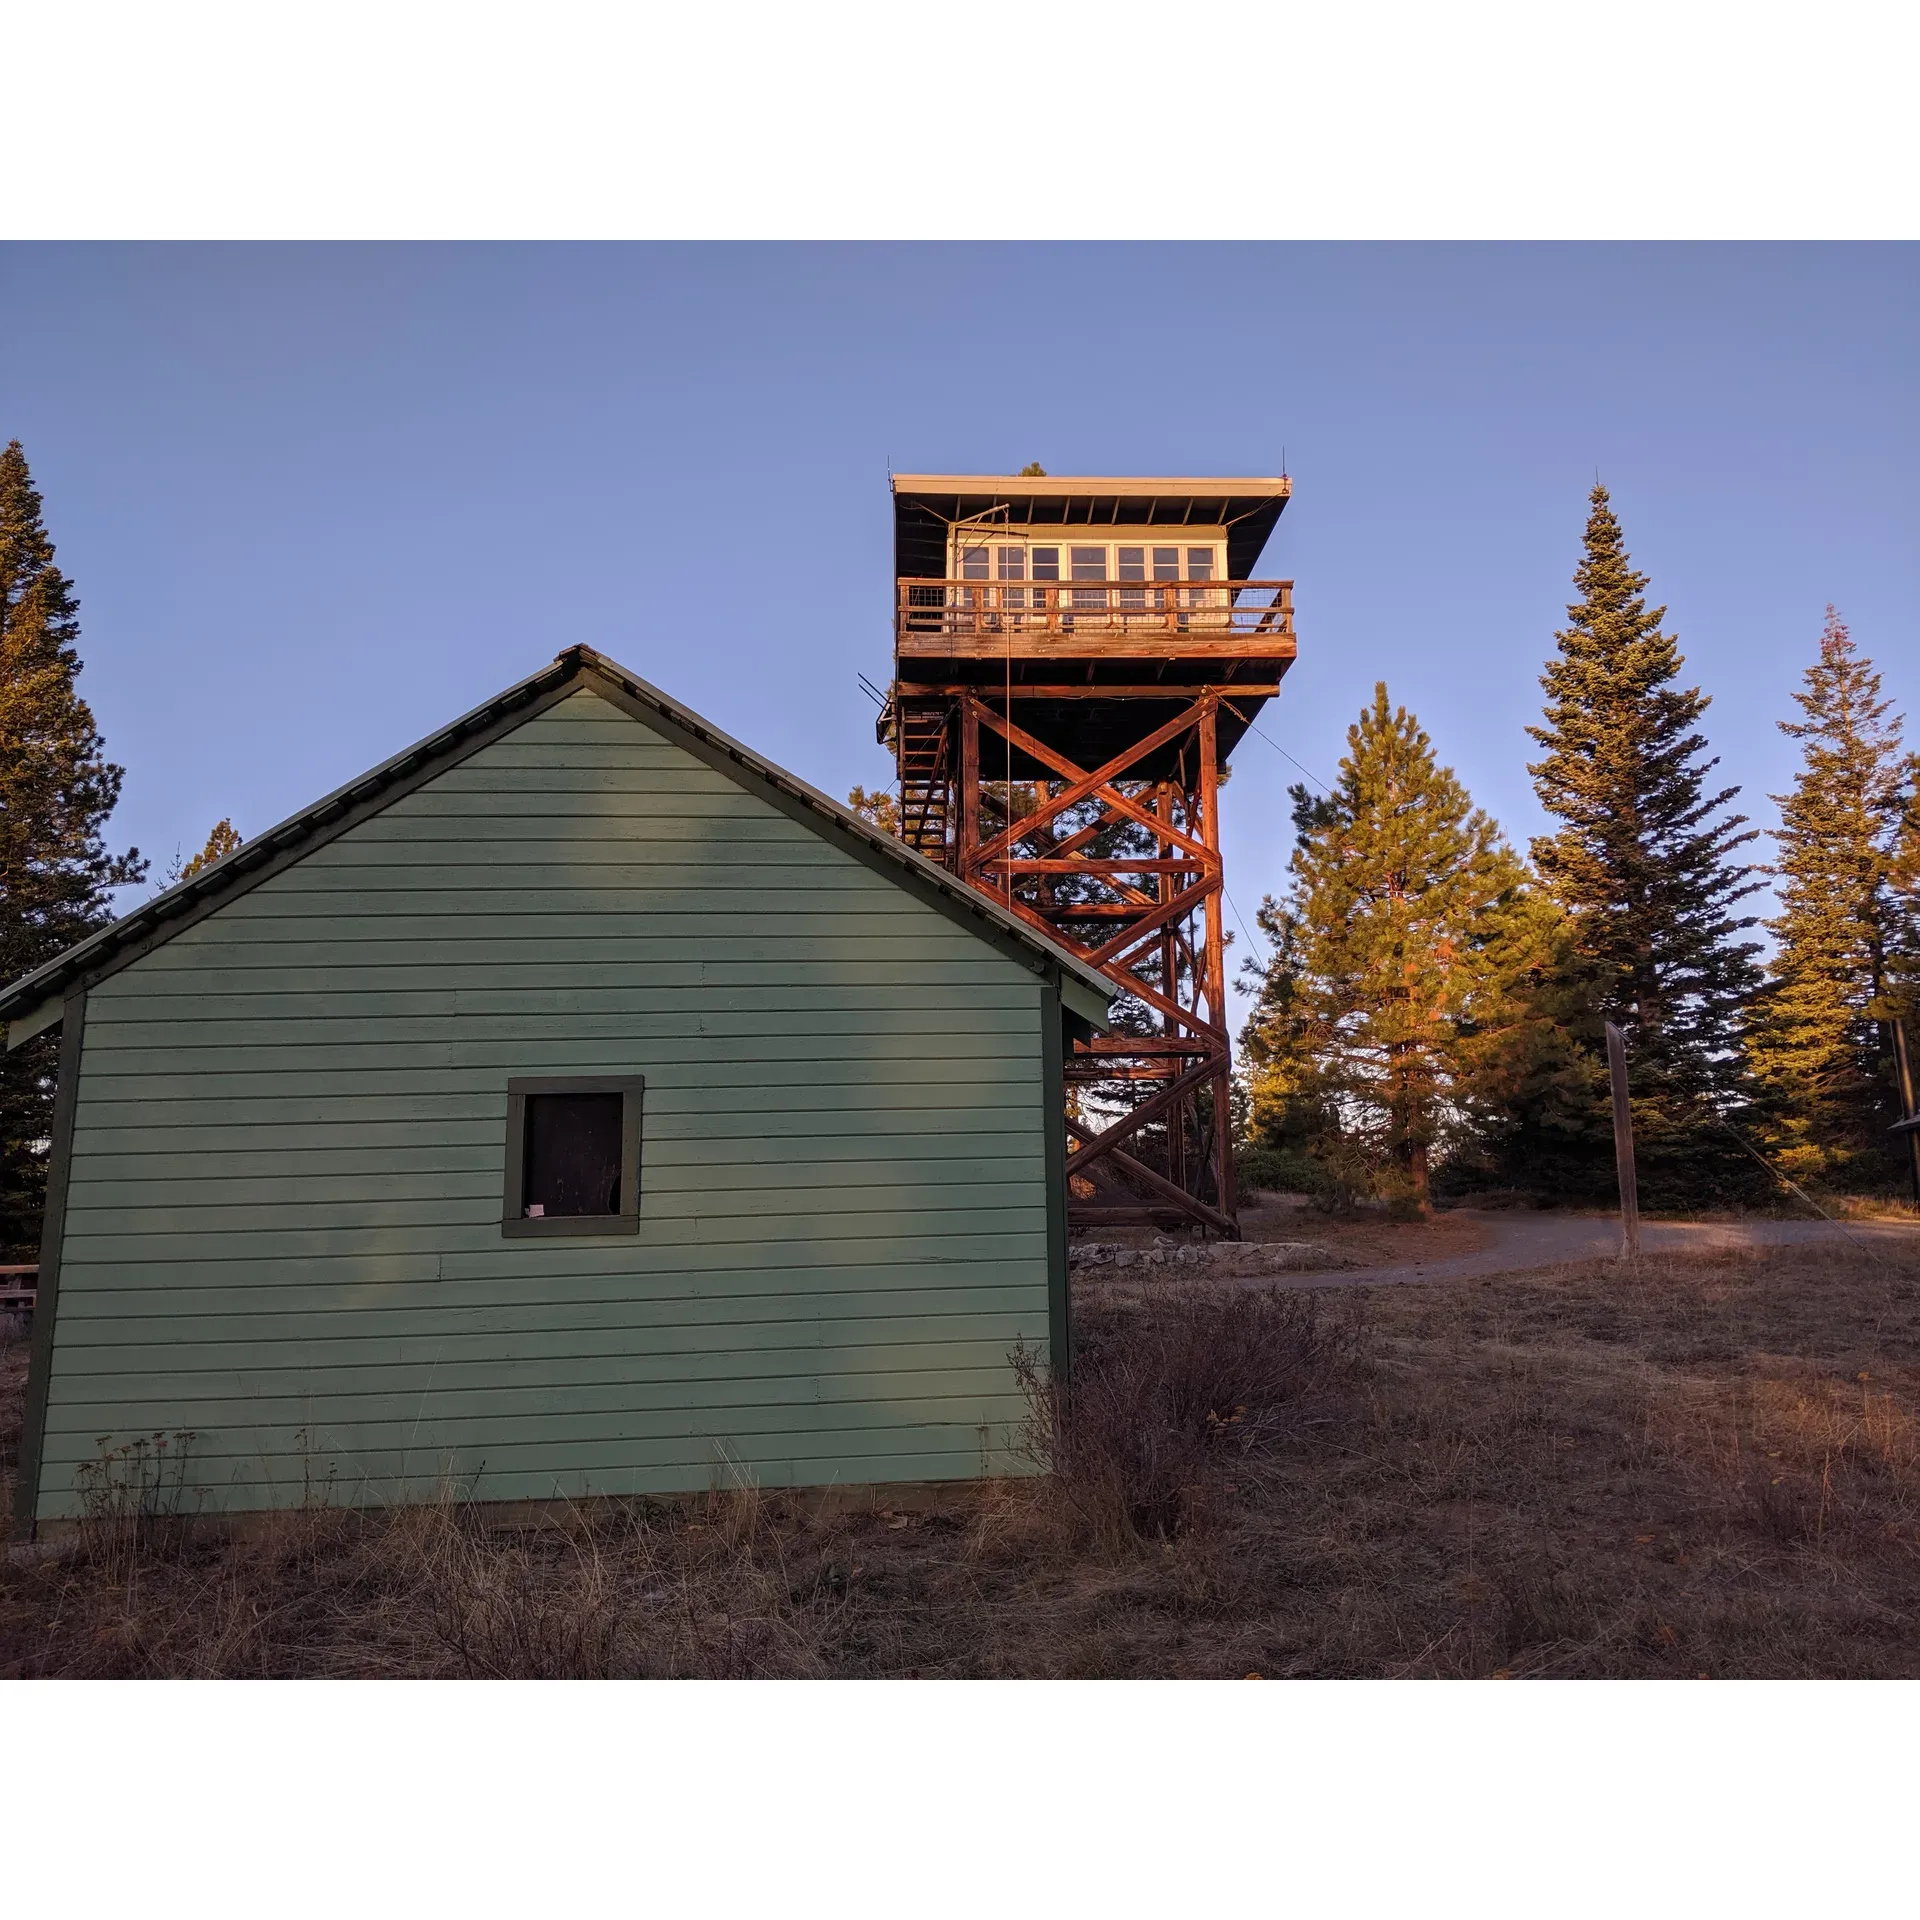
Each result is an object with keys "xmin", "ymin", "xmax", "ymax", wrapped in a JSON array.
[
  {"xmin": 57, "ymin": 1278, "xmax": 1050, "ymax": 1330},
  {"xmin": 128, "ymin": 911, "xmax": 990, "ymax": 944},
  {"xmin": 90, "ymin": 962, "xmax": 1028, "ymax": 999},
  {"xmin": 54, "ymin": 1296, "xmax": 1049, "ymax": 1347},
  {"xmin": 70, "ymin": 1109, "xmax": 1045, "ymax": 1156},
  {"xmin": 62, "ymin": 1172, "xmax": 1048, "ymax": 1228},
  {"xmin": 38, "ymin": 1407, "xmax": 1033, "ymax": 1470},
  {"xmin": 58, "ymin": 1207, "xmax": 1047, "ymax": 1264},
  {"xmin": 66, "ymin": 1136, "xmax": 1044, "ymax": 1184},
  {"xmin": 32, "ymin": 1444, "xmax": 1026, "ymax": 1517},
  {"xmin": 94, "ymin": 980, "xmax": 1043, "ymax": 1020},
  {"xmin": 39, "ymin": 1405, "xmax": 1034, "ymax": 1463},
  {"xmin": 49, "ymin": 1347, "xmax": 1039, "ymax": 1412},
  {"xmin": 262, "ymin": 861, "xmax": 887, "ymax": 894},
  {"xmin": 894, "ymin": 683, "xmax": 1282, "ymax": 700},
  {"xmin": 74, "ymin": 1055, "xmax": 1037, "ymax": 1099},
  {"xmin": 87, "ymin": 1004, "xmax": 1043, "ymax": 1051},
  {"xmin": 897, "ymin": 634, "xmax": 1295, "ymax": 661}
]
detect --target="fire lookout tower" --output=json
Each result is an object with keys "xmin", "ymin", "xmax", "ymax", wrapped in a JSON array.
[{"xmin": 879, "ymin": 473, "xmax": 1296, "ymax": 1236}]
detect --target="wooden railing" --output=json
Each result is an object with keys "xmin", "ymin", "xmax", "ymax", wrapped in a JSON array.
[
  {"xmin": 0, "ymin": 1262, "xmax": 36, "ymax": 1325},
  {"xmin": 897, "ymin": 578, "xmax": 1294, "ymax": 644}
]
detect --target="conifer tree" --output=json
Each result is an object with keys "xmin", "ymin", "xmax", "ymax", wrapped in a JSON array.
[
  {"xmin": 845, "ymin": 784, "xmax": 901, "ymax": 836},
  {"xmin": 1241, "ymin": 685, "xmax": 1584, "ymax": 1214},
  {"xmin": 0, "ymin": 441, "xmax": 145, "ymax": 1251},
  {"xmin": 180, "ymin": 817, "xmax": 242, "ymax": 882},
  {"xmin": 1528, "ymin": 485, "xmax": 1764, "ymax": 1205},
  {"xmin": 1889, "ymin": 754, "xmax": 1920, "ymax": 1032},
  {"xmin": 1748, "ymin": 610, "xmax": 1908, "ymax": 1184}
]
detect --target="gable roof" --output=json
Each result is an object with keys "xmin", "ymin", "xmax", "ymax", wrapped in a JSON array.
[{"xmin": 1, "ymin": 646, "xmax": 1115, "ymax": 1042}]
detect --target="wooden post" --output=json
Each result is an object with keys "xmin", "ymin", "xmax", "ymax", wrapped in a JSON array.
[
  {"xmin": 958, "ymin": 696, "xmax": 980, "ymax": 887},
  {"xmin": 1156, "ymin": 782, "xmax": 1187, "ymax": 1196},
  {"xmin": 1604, "ymin": 1021, "xmax": 1640, "ymax": 1259},
  {"xmin": 1198, "ymin": 699, "xmax": 1235, "ymax": 1231},
  {"xmin": 1893, "ymin": 1017, "xmax": 1920, "ymax": 1216}
]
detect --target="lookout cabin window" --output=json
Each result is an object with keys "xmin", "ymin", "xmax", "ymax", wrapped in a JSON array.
[
  {"xmin": 502, "ymin": 1076, "xmax": 644, "ymax": 1238},
  {"xmin": 1069, "ymin": 545, "xmax": 1107, "ymax": 612},
  {"xmin": 946, "ymin": 538, "xmax": 1221, "ymax": 587}
]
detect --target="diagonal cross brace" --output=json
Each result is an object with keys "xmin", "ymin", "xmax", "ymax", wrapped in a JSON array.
[
  {"xmin": 965, "ymin": 697, "xmax": 1217, "ymax": 869},
  {"xmin": 1065, "ymin": 1058, "xmax": 1224, "ymax": 1179},
  {"xmin": 1067, "ymin": 1114, "xmax": 1235, "ymax": 1235}
]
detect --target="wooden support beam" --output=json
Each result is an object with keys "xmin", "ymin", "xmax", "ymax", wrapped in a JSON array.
[
  {"xmin": 1067, "ymin": 1115, "xmax": 1235, "ymax": 1235},
  {"xmin": 1084, "ymin": 878, "xmax": 1221, "ymax": 968},
  {"xmin": 894, "ymin": 682, "xmax": 1282, "ymax": 701},
  {"xmin": 1199, "ymin": 701, "xmax": 1234, "ymax": 1220},
  {"xmin": 970, "ymin": 700, "xmax": 1217, "ymax": 866},
  {"xmin": 959, "ymin": 696, "xmax": 980, "ymax": 875},
  {"xmin": 1002, "ymin": 858, "xmax": 1206, "ymax": 874},
  {"xmin": 1065, "ymin": 1060, "xmax": 1221, "ymax": 1179}
]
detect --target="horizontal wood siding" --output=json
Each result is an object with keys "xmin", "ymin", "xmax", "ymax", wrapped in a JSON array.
[{"xmin": 36, "ymin": 690, "xmax": 1053, "ymax": 1514}]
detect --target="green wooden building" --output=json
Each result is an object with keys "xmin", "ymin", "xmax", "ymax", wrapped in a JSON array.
[{"xmin": 3, "ymin": 648, "xmax": 1111, "ymax": 1531}]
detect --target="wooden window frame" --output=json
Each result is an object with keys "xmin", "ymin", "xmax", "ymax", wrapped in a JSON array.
[{"xmin": 501, "ymin": 1075, "xmax": 645, "ymax": 1238}]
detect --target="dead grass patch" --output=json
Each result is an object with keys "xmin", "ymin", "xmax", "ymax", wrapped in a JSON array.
[{"xmin": 5, "ymin": 1239, "xmax": 1919, "ymax": 1678}]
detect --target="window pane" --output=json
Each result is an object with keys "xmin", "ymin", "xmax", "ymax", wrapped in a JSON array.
[
  {"xmin": 960, "ymin": 546, "xmax": 990, "ymax": 580},
  {"xmin": 1186, "ymin": 548, "xmax": 1215, "ymax": 581},
  {"xmin": 1070, "ymin": 547, "xmax": 1108, "ymax": 581},
  {"xmin": 997, "ymin": 547, "xmax": 1025, "ymax": 580},
  {"xmin": 1116, "ymin": 547, "xmax": 1145, "ymax": 581},
  {"xmin": 1152, "ymin": 547, "xmax": 1181, "ymax": 580},
  {"xmin": 524, "ymin": 1092, "xmax": 623, "ymax": 1217},
  {"xmin": 1030, "ymin": 547, "xmax": 1060, "ymax": 581}
]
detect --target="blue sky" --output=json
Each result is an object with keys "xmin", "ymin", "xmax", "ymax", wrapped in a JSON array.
[{"xmin": 2, "ymin": 243, "xmax": 1914, "ymax": 965}]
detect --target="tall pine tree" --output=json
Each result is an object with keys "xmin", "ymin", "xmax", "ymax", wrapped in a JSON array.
[
  {"xmin": 1748, "ymin": 609, "xmax": 1908, "ymax": 1185},
  {"xmin": 1889, "ymin": 753, "xmax": 1920, "ymax": 1035},
  {"xmin": 1242, "ymin": 685, "xmax": 1588, "ymax": 1214},
  {"xmin": 0, "ymin": 441, "xmax": 146, "ymax": 1252},
  {"xmin": 1528, "ymin": 485, "xmax": 1764, "ymax": 1207}
]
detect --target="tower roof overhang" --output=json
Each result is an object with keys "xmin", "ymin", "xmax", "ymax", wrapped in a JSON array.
[{"xmin": 891, "ymin": 474, "xmax": 1292, "ymax": 581}]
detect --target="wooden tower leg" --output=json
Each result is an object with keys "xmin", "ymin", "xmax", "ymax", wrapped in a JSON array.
[{"xmin": 1199, "ymin": 703, "xmax": 1234, "ymax": 1220}]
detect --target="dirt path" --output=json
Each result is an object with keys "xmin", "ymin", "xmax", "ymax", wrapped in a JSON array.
[{"xmin": 1261, "ymin": 1208, "xmax": 1920, "ymax": 1290}]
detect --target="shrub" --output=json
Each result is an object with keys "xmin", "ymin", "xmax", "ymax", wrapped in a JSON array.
[{"xmin": 1015, "ymin": 1289, "xmax": 1356, "ymax": 1551}]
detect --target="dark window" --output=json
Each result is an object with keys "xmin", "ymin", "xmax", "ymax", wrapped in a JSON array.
[
  {"xmin": 526, "ymin": 1092, "xmax": 621, "ymax": 1215},
  {"xmin": 502, "ymin": 1076, "xmax": 644, "ymax": 1238},
  {"xmin": 1030, "ymin": 546, "xmax": 1060, "ymax": 581}
]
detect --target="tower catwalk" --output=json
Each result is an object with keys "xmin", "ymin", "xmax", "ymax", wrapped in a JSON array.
[{"xmin": 880, "ymin": 474, "xmax": 1296, "ymax": 1236}]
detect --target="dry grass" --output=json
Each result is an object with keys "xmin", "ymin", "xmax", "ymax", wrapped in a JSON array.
[{"xmin": 5, "ymin": 1238, "xmax": 1920, "ymax": 1678}]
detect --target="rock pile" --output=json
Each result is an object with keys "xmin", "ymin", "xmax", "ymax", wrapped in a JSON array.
[{"xmin": 1068, "ymin": 1236, "xmax": 1344, "ymax": 1276}]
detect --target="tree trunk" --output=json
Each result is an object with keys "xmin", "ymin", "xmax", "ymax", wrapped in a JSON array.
[{"xmin": 1409, "ymin": 1139, "xmax": 1432, "ymax": 1218}]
